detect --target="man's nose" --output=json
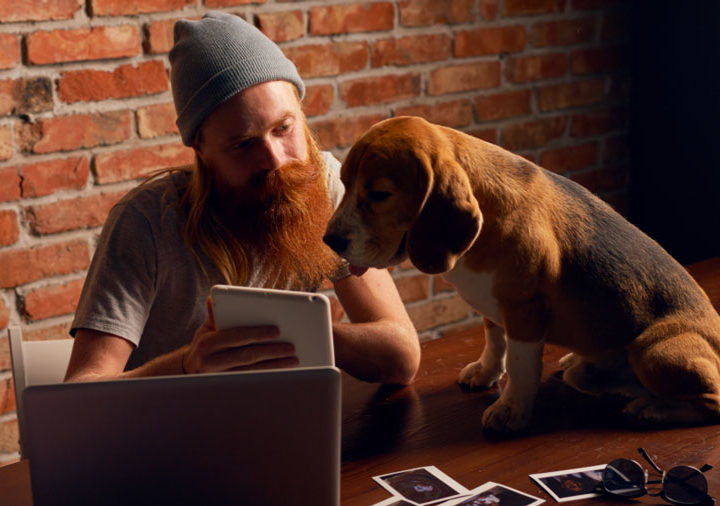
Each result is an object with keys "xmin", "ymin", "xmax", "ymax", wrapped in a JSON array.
[{"xmin": 259, "ymin": 137, "xmax": 287, "ymax": 171}]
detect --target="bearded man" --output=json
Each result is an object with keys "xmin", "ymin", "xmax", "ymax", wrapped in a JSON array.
[{"xmin": 65, "ymin": 11, "xmax": 420, "ymax": 384}]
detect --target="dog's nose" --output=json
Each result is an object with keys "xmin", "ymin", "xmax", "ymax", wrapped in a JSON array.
[{"xmin": 323, "ymin": 233, "xmax": 349, "ymax": 254}]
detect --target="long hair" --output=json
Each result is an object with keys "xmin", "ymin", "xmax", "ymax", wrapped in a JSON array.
[{"xmin": 176, "ymin": 124, "xmax": 341, "ymax": 289}]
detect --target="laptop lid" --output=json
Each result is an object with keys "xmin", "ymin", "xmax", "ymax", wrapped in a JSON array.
[{"xmin": 23, "ymin": 366, "xmax": 341, "ymax": 506}]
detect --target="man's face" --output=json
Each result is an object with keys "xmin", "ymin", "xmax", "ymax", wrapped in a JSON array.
[{"xmin": 194, "ymin": 80, "xmax": 308, "ymax": 202}]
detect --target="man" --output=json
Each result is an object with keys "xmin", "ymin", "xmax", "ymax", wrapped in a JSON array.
[{"xmin": 65, "ymin": 11, "xmax": 420, "ymax": 384}]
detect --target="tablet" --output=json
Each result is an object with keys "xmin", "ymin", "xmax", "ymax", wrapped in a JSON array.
[{"xmin": 210, "ymin": 285, "xmax": 335, "ymax": 367}]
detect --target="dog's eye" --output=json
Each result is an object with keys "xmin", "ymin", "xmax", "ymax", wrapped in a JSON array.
[{"xmin": 367, "ymin": 191, "xmax": 391, "ymax": 203}]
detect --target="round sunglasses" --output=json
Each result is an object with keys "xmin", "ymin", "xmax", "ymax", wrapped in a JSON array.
[{"xmin": 602, "ymin": 448, "xmax": 714, "ymax": 505}]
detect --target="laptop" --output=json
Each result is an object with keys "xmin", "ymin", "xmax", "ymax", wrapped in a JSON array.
[{"xmin": 22, "ymin": 366, "xmax": 341, "ymax": 506}]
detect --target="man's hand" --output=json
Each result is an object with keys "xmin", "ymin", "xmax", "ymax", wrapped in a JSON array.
[{"xmin": 181, "ymin": 298, "xmax": 299, "ymax": 374}]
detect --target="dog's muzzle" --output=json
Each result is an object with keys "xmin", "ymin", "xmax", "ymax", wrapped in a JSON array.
[{"xmin": 323, "ymin": 233, "xmax": 349, "ymax": 255}]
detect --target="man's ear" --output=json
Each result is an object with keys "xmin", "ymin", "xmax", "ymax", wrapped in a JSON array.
[{"xmin": 406, "ymin": 158, "xmax": 482, "ymax": 274}]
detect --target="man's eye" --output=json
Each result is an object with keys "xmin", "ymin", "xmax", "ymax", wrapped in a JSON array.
[{"xmin": 367, "ymin": 191, "xmax": 391, "ymax": 203}]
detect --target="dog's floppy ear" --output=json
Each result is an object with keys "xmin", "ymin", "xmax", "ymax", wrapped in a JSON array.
[{"xmin": 407, "ymin": 157, "xmax": 482, "ymax": 274}]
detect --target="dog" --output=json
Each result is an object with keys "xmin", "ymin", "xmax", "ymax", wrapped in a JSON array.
[{"xmin": 323, "ymin": 116, "xmax": 720, "ymax": 432}]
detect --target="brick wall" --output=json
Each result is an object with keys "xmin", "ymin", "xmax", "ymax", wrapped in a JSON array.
[{"xmin": 0, "ymin": 0, "xmax": 632, "ymax": 462}]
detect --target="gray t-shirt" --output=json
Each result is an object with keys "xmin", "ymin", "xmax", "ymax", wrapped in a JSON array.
[{"xmin": 71, "ymin": 152, "xmax": 347, "ymax": 369}]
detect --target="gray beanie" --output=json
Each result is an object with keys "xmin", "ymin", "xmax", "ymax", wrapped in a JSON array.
[{"xmin": 169, "ymin": 11, "xmax": 305, "ymax": 146}]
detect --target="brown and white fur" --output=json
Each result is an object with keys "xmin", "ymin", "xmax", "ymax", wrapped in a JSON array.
[{"xmin": 323, "ymin": 116, "xmax": 720, "ymax": 432}]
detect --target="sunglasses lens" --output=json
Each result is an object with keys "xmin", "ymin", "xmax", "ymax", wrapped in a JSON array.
[
  {"xmin": 664, "ymin": 466, "xmax": 708, "ymax": 504},
  {"xmin": 603, "ymin": 459, "xmax": 646, "ymax": 497}
]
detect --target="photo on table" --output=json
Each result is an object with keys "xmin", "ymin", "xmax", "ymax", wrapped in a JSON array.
[
  {"xmin": 439, "ymin": 481, "xmax": 545, "ymax": 506},
  {"xmin": 373, "ymin": 466, "xmax": 470, "ymax": 505},
  {"xmin": 529, "ymin": 465, "xmax": 606, "ymax": 502}
]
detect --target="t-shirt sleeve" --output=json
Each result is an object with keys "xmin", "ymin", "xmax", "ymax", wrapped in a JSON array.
[{"xmin": 70, "ymin": 200, "xmax": 158, "ymax": 347}]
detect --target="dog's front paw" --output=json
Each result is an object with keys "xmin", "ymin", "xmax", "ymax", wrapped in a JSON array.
[
  {"xmin": 481, "ymin": 398, "xmax": 531, "ymax": 432},
  {"xmin": 458, "ymin": 360, "xmax": 504, "ymax": 389}
]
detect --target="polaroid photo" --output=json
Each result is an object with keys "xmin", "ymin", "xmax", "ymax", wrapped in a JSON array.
[
  {"xmin": 529, "ymin": 464, "xmax": 606, "ymax": 502},
  {"xmin": 439, "ymin": 481, "xmax": 545, "ymax": 506},
  {"xmin": 373, "ymin": 466, "xmax": 470, "ymax": 505},
  {"xmin": 371, "ymin": 497, "xmax": 418, "ymax": 506}
]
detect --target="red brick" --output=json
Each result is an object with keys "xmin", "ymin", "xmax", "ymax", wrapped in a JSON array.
[
  {"xmin": 0, "ymin": 166, "xmax": 20, "ymax": 203},
  {"xmin": 570, "ymin": 165, "xmax": 629, "ymax": 194},
  {"xmin": 23, "ymin": 322, "xmax": 73, "ymax": 342},
  {"xmin": 144, "ymin": 18, "xmax": 177, "ymax": 54},
  {"xmin": 27, "ymin": 192, "xmax": 125, "ymax": 235},
  {"xmin": 17, "ymin": 111, "xmax": 132, "ymax": 154},
  {"xmin": 285, "ymin": 42, "xmax": 368, "ymax": 78},
  {"xmin": 23, "ymin": 278, "xmax": 85, "ymax": 321},
  {"xmin": 310, "ymin": 3, "xmax": 394, "ymax": 35},
  {"xmin": 0, "ymin": 418, "xmax": 19, "ymax": 455},
  {"xmin": 603, "ymin": 134, "xmax": 628, "ymax": 163},
  {"xmin": 407, "ymin": 294, "xmax": 472, "ymax": 331},
  {"xmin": 0, "ymin": 377, "xmax": 15, "ymax": 415},
  {"xmin": 539, "ymin": 79, "xmax": 605, "ymax": 112},
  {"xmin": 372, "ymin": 34, "xmax": 451, "ymax": 67},
  {"xmin": 395, "ymin": 275, "xmax": 430, "ymax": 303},
  {"xmin": 0, "ymin": 0, "xmax": 82, "ymax": 22},
  {"xmin": 0, "ymin": 126, "xmax": 12, "ymax": 162},
  {"xmin": 503, "ymin": 0, "xmax": 564, "ymax": 16},
  {"xmin": 26, "ymin": 26, "xmax": 141, "ymax": 65},
  {"xmin": 479, "ymin": 0, "xmax": 499, "ymax": 20},
  {"xmin": 0, "ymin": 34, "xmax": 20, "ymax": 70},
  {"xmin": 396, "ymin": 100, "xmax": 473, "ymax": 128},
  {"xmin": 434, "ymin": 275, "xmax": 455, "ymax": 293},
  {"xmin": 137, "ymin": 103, "xmax": 179, "ymax": 139},
  {"xmin": 20, "ymin": 157, "xmax": 89, "ymax": 199},
  {"xmin": 467, "ymin": 127, "xmax": 498, "ymax": 143},
  {"xmin": 399, "ymin": 0, "xmax": 475, "ymax": 26},
  {"xmin": 455, "ymin": 26, "xmax": 526, "ymax": 57},
  {"xmin": 0, "ymin": 298, "xmax": 8, "ymax": 330},
  {"xmin": 502, "ymin": 116, "xmax": 567, "ymax": 150},
  {"xmin": 571, "ymin": 46, "xmax": 627, "ymax": 74},
  {"xmin": 475, "ymin": 89, "xmax": 532, "ymax": 121},
  {"xmin": 204, "ymin": 0, "xmax": 264, "ymax": 6},
  {"xmin": 428, "ymin": 62, "xmax": 501, "ymax": 96},
  {"xmin": 340, "ymin": 73, "xmax": 421, "ymax": 107},
  {"xmin": 507, "ymin": 53, "xmax": 568, "ymax": 83},
  {"xmin": 571, "ymin": 107, "xmax": 628, "ymax": 137},
  {"xmin": 309, "ymin": 114, "xmax": 386, "ymax": 150},
  {"xmin": 0, "ymin": 210, "xmax": 19, "ymax": 248},
  {"xmin": 302, "ymin": 85, "xmax": 334, "ymax": 117},
  {"xmin": 58, "ymin": 61, "xmax": 168, "ymax": 103},
  {"xmin": 257, "ymin": 11, "xmax": 304, "ymax": 42},
  {"xmin": 531, "ymin": 18, "xmax": 595, "ymax": 47},
  {"xmin": 0, "ymin": 210, "xmax": 20, "ymax": 247},
  {"xmin": 91, "ymin": 0, "xmax": 195, "ymax": 16},
  {"xmin": 540, "ymin": 142, "xmax": 598, "ymax": 173},
  {"xmin": 94, "ymin": 143, "xmax": 194, "ymax": 184},
  {"xmin": 0, "ymin": 240, "xmax": 90, "ymax": 288},
  {"xmin": 0, "ymin": 78, "xmax": 53, "ymax": 116}
]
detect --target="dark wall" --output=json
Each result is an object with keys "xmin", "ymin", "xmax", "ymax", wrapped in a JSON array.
[{"xmin": 629, "ymin": 3, "xmax": 720, "ymax": 264}]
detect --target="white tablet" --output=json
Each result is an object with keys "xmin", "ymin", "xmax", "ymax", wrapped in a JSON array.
[{"xmin": 210, "ymin": 285, "xmax": 335, "ymax": 367}]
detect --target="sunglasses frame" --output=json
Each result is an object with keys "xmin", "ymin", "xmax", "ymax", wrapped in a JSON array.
[{"xmin": 602, "ymin": 448, "xmax": 714, "ymax": 505}]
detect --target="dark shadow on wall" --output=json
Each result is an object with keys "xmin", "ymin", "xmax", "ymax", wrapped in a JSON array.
[{"xmin": 629, "ymin": 3, "xmax": 720, "ymax": 264}]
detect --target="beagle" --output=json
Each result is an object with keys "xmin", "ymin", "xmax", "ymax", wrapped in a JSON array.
[{"xmin": 323, "ymin": 116, "xmax": 720, "ymax": 432}]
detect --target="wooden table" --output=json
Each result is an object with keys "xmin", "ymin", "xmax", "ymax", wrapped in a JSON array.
[
  {"xmin": 340, "ymin": 257, "xmax": 720, "ymax": 505},
  {"xmin": 1, "ymin": 257, "xmax": 719, "ymax": 505}
]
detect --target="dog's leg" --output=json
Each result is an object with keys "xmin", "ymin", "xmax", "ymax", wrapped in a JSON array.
[
  {"xmin": 481, "ymin": 338, "xmax": 544, "ymax": 432},
  {"xmin": 458, "ymin": 318, "xmax": 506, "ymax": 389},
  {"xmin": 560, "ymin": 351, "xmax": 648, "ymax": 398},
  {"xmin": 625, "ymin": 324, "xmax": 720, "ymax": 425}
]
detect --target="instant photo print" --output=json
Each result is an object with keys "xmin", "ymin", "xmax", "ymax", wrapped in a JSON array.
[
  {"xmin": 529, "ymin": 465, "xmax": 605, "ymax": 502},
  {"xmin": 441, "ymin": 481, "xmax": 545, "ymax": 506},
  {"xmin": 373, "ymin": 466, "xmax": 470, "ymax": 505}
]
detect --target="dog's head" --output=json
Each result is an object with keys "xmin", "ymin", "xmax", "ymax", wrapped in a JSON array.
[{"xmin": 324, "ymin": 116, "xmax": 482, "ymax": 275}]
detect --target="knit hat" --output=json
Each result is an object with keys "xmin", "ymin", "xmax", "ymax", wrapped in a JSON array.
[{"xmin": 169, "ymin": 11, "xmax": 306, "ymax": 146}]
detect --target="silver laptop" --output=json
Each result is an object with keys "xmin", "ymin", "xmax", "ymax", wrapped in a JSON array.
[{"xmin": 23, "ymin": 366, "xmax": 341, "ymax": 506}]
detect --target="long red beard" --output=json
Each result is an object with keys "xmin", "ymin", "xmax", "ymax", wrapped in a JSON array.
[{"xmin": 215, "ymin": 150, "xmax": 341, "ymax": 289}]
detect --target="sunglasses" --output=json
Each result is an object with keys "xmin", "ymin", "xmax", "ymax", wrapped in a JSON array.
[{"xmin": 601, "ymin": 448, "xmax": 714, "ymax": 505}]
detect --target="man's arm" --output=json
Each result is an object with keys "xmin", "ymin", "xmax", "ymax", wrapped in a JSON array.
[{"xmin": 332, "ymin": 268, "xmax": 421, "ymax": 385}]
